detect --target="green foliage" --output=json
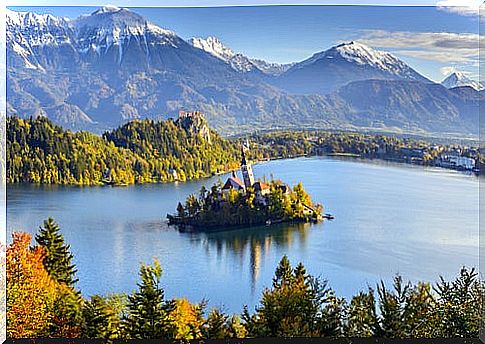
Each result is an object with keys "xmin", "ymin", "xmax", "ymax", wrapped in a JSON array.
[
  {"xmin": 375, "ymin": 276, "xmax": 433, "ymax": 338},
  {"xmin": 244, "ymin": 256, "xmax": 342, "ymax": 337},
  {"xmin": 8, "ymin": 116, "xmax": 480, "ymax": 186},
  {"xmin": 35, "ymin": 217, "xmax": 78, "ymax": 287},
  {"xmin": 243, "ymin": 257, "xmax": 482, "ymax": 339},
  {"xmin": 344, "ymin": 289, "xmax": 378, "ymax": 337},
  {"xmin": 203, "ymin": 309, "xmax": 248, "ymax": 339},
  {"xmin": 203, "ymin": 308, "xmax": 229, "ymax": 339},
  {"xmin": 419, "ymin": 267, "xmax": 483, "ymax": 337},
  {"xmin": 7, "ymin": 116, "xmax": 242, "ymax": 185},
  {"xmin": 34, "ymin": 218, "xmax": 83, "ymax": 336},
  {"xmin": 82, "ymin": 294, "xmax": 127, "ymax": 339},
  {"xmin": 123, "ymin": 259, "xmax": 175, "ymax": 339},
  {"xmin": 7, "ymin": 227, "xmax": 83, "ymax": 338},
  {"xmin": 172, "ymin": 179, "xmax": 322, "ymax": 228},
  {"xmin": 248, "ymin": 130, "xmax": 432, "ymax": 160}
]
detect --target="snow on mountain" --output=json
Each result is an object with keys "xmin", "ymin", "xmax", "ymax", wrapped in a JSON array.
[
  {"xmin": 7, "ymin": 6, "xmax": 191, "ymax": 71},
  {"xmin": 441, "ymin": 71, "xmax": 483, "ymax": 91},
  {"xmin": 299, "ymin": 41, "xmax": 426, "ymax": 81},
  {"xmin": 7, "ymin": 9, "xmax": 73, "ymax": 47},
  {"xmin": 7, "ymin": 9, "xmax": 75, "ymax": 69},
  {"xmin": 250, "ymin": 58, "xmax": 295, "ymax": 76},
  {"xmin": 6, "ymin": 7, "xmax": 480, "ymax": 136},
  {"xmin": 74, "ymin": 6, "xmax": 178, "ymax": 59},
  {"xmin": 274, "ymin": 41, "xmax": 430, "ymax": 94},
  {"xmin": 189, "ymin": 36, "xmax": 292, "ymax": 75},
  {"xmin": 188, "ymin": 36, "xmax": 236, "ymax": 62}
]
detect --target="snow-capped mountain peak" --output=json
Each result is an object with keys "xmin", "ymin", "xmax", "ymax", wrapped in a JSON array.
[
  {"xmin": 304, "ymin": 41, "xmax": 408, "ymax": 74},
  {"xmin": 6, "ymin": 9, "xmax": 75, "ymax": 70},
  {"xmin": 6, "ymin": 9, "xmax": 70, "ymax": 28},
  {"xmin": 75, "ymin": 6, "xmax": 148, "ymax": 33},
  {"xmin": 74, "ymin": 6, "xmax": 178, "ymax": 57},
  {"xmin": 335, "ymin": 41, "xmax": 398, "ymax": 67},
  {"xmin": 294, "ymin": 41, "xmax": 429, "ymax": 83},
  {"xmin": 188, "ymin": 36, "xmax": 236, "ymax": 62},
  {"xmin": 6, "ymin": 7, "xmax": 182, "ymax": 70},
  {"xmin": 441, "ymin": 71, "xmax": 483, "ymax": 91},
  {"xmin": 189, "ymin": 36, "xmax": 292, "ymax": 75}
]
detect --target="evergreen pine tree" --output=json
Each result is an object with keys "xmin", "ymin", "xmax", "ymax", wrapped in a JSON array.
[
  {"xmin": 272, "ymin": 255, "xmax": 294, "ymax": 288},
  {"xmin": 35, "ymin": 217, "xmax": 78, "ymax": 287},
  {"xmin": 204, "ymin": 308, "xmax": 228, "ymax": 339},
  {"xmin": 123, "ymin": 259, "xmax": 175, "ymax": 339},
  {"xmin": 82, "ymin": 295, "xmax": 111, "ymax": 338}
]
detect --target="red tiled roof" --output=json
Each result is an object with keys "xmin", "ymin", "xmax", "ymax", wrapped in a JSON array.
[
  {"xmin": 253, "ymin": 181, "xmax": 269, "ymax": 191},
  {"xmin": 222, "ymin": 176, "xmax": 245, "ymax": 190}
]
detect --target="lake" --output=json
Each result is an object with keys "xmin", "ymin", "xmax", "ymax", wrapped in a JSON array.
[{"xmin": 6, "ymin": 157, "xmax": 479, "ymax": 313}]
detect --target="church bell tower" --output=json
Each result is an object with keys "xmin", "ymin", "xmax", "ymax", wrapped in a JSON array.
[{"xmin": 241, "ymin": 141, "xmax": 255, "ymax": 189}]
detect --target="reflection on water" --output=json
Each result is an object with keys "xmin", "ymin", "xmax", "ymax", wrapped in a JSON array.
[
  {"xmin": 6, "ymin": 157, "xmax": 479, "ymax": 312},
  {"xmin": 184, "ymin": 222, "xmax": 313, "ymax": 292}
]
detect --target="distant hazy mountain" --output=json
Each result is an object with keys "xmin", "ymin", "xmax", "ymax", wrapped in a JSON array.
[
  {"xmin": 6, "ymin": 7, "xmax": 480, "ymax": 136},
  {"xmin": 273, "ymin": 41, "xmax": 431, "ymax": 95},
  {"xmin": 188, "ymin": 36, "xmax": 293, "ymax": 75},
  {"xmin": 441, "ymin": 71, "xmax": 483, "ymax": 91},
  {"xmin": 333, "ymin": 80, "xmax": 480, "ymax": 134}
]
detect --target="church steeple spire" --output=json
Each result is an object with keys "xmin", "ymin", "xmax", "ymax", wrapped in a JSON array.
[{"xmin": 240, "ymin": 140, "xmax": 255, "ymax": 189}]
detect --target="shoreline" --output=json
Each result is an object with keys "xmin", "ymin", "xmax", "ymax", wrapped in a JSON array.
[
  {"xmin": 6, "ymin": 153, "xmax": 480, "ymax": 188},
  {"xmin": 166, "ymin": 214, "xmax": 323, "ymax": 233}
]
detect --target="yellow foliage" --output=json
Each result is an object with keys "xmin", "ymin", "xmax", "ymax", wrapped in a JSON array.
[{"xmin": 168, "ymin": 298, "xmax": 204, "ymax": 341}]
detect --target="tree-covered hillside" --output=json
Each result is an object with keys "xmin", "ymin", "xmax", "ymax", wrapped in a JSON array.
[{"xmin": 7, "ymin": 116, "xmax": 242, "ymax": 185}]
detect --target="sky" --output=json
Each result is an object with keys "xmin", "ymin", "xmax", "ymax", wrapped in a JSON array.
[{"xmin": 7, "ymin": 1, "xmax": 482, "ymax": 82}]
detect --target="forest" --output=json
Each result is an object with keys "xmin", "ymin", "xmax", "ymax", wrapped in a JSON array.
[
  {"xmin": 7, "ymin": 116, "xmax": 482, "ymax": 187},
  {"xmin": 7, "ymin": 116, "xmax": 244, "ymax": 185},
  {"xmin": 6, "ymin": 218, "xmax": 483, "ymax": 340}
]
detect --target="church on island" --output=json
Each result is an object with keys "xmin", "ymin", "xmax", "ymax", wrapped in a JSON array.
[
  {"xmin": 221, "ymin": 142, "xmax": 272, "ymax": 203},
  {"xmin": 167, "ymin": 137, "xmax": 325, "ymax": 230}
]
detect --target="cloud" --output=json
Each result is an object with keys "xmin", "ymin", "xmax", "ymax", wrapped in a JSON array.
[
  {"xmin": 353, "ymin": 30, "xmax": 479, "ymax": 66},
  {"xmin": 440, "ymin": 66, "xmax": 457, "ymax": 76},
  {"xmin": 436, "ymin": 0, "xmax": 482, "ymax": 19}
]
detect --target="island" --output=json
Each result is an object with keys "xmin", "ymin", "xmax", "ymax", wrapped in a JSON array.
[{"xmin": 167, "ymin": 141, "xmax": 325, "ymax": 230}]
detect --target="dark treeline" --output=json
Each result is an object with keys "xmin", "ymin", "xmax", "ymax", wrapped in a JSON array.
[
  {"xmin": 7, "ymin": 219, "xmax": 483, "ymax": 339},
  {"xmin": 248, "ymin": 130, "xmax": 481, "ymax": 164}
]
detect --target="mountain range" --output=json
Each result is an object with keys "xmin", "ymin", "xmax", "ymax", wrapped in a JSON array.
[
  {"xmin": 6, "ymin": 6, "xmax": 482, "ymax": 136},
  {"xmin": 188, "ymin": 36, "xmax": 294, "ymax": 75}
]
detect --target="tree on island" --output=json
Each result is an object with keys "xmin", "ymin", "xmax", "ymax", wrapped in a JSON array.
[{"xmin": 170, "ymin": 178, "xmax": 323, "ymax": 229}]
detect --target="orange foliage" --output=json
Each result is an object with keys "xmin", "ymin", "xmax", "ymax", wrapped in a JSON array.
[
  {"xmin": 7, "ymin": 232, "xmax": 56, "ymax": 337},
  {"xmin": 7, "ymin": 232, "xmax": 81, "ymax": 338}
]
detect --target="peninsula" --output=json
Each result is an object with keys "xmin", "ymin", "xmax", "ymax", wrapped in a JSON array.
[{"xmin": 167, "ymin": 142, "xmax": 324, "ymax": 230}]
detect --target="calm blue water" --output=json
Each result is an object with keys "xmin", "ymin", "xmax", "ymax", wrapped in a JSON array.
[{"xmin": 6, "ymin": 157, "xmax": 479, "ymax": 313}]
